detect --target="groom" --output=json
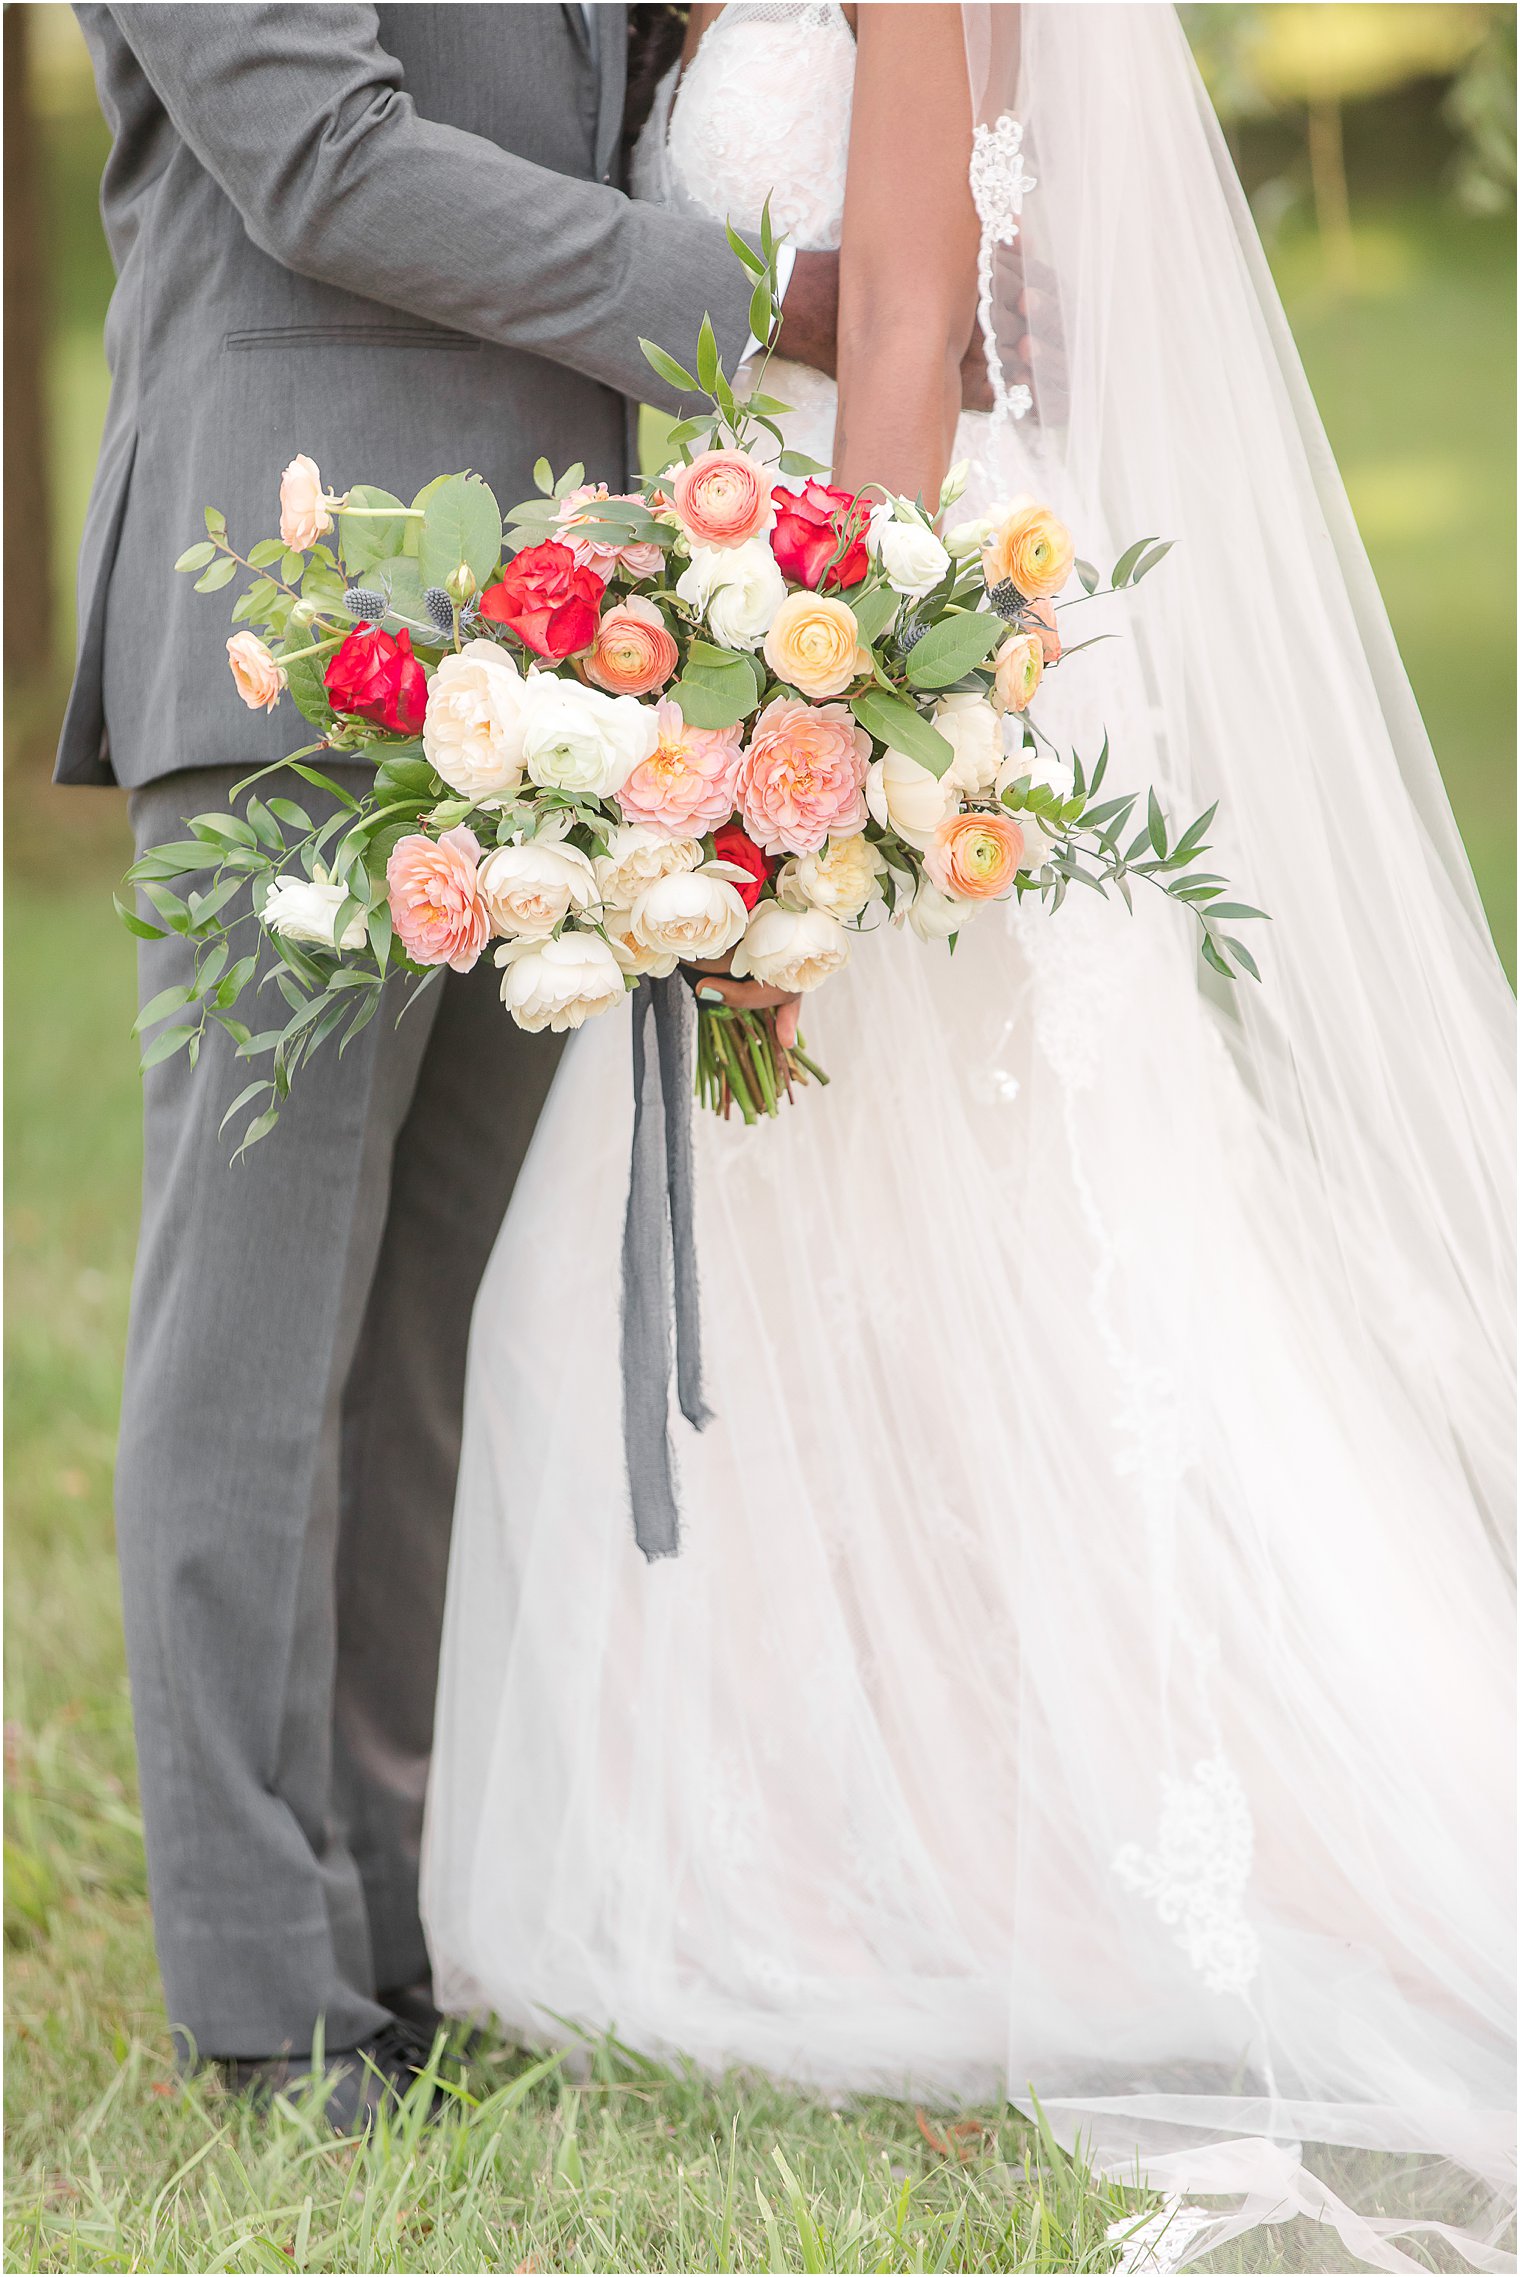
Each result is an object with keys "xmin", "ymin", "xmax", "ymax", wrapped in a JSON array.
[{"xmin": 60, "ymin": 2, "xmax": 842, "ymax": 2125}]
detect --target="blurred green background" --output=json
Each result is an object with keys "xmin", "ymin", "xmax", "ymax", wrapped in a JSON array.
[{"xmin": 3, "ymin": 6, "xmax": 1514, "ymax": 2266}]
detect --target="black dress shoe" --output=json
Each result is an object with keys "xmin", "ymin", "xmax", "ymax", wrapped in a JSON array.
[
  {"xmin": 218, "ymin": 2020, "xmax": 441, "ymax": 2133},
  {"xmin": 378, "ymin": 1976, "xmax": 444, "ymax": 2035}
]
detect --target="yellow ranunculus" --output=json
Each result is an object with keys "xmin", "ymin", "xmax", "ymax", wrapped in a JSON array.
[
  {"xmin": 981, "ymin": 500, "xmax": 1074, "ymax": 601},
  {"xmin": 762, "ymin": 591, "xmax": 869, "ymax": 700}
]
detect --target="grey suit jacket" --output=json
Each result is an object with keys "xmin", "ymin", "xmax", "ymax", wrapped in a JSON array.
[{"xmin": 59, "ymin": 3, "xmax": 753, "ymax": 788}]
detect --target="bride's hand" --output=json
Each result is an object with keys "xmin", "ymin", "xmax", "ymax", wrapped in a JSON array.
[{"xmin": 682, "ymin": 956, "xmax": 802, "ymax": 1049}]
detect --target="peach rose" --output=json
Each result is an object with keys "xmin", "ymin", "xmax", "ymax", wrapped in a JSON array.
[
  {"xmin": 736, "ymin": 696, "xmax": 871, "ymax": 857},
  {"xmin": 616, "ymin": 699, "xmax": 744, "ymax": 837},
  {"xmin": 278, "ymin": 453, "xmax": 332, "ymax": 552},
  {"xmin": 925, "ymin": 810, "xmax": 1026, "ymax": 901},
  {"xmin": 386, "ymin": 826, "xmax": 490, "ymax": 973},
  {"xmin": 585, "ymin": 594, "xmax": 679, "ymax": 696},
  {"xmin": 226, "ymin": 631, "xmax": 285, "ymax": 714},
  {"xmin": 1026, "ymin": 596, "xmax": 1063, "ymax": 664},
  {"xmin": 982, "ymin": 499, "xmax": 1074, "ymax": 601},
  {"xmin": 671, "ymin": 449, "xmax": 775, "ymax": 549},
  {"xmin": 555, "ymin": 483, "xmax": 665, "ymax": 581},
  {"xmin": 762, "ymin": 591, "xmax": 870, "ymax": 701},
  {"xmin": 992, "ymin": 632, "xmax": 1044, "ymax": 714}
]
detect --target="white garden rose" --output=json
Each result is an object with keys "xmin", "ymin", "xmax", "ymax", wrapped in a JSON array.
[
  {"xmin": 934, "ymin": 691, "xmax": 1002, "ymax": 795},
  {"xmin": 602, "ymin": 907, "xmax": 679, "ymax": 979},
  {"xmin": 496, "ymin": 930, "xmax": 626, "ymax": 1032},
  {"xmin": 422, "ymin": 640, "xmax": 531, "ymax": 803},
  {"xmin": 865, "ymin": 745, "xmax": 962, "ymax": 849},
  {"xmin": 776, "ymin": 833, "xmax": 886, "ymax": 921},
  {"xmin": 906, "ymin": 878, "xmax": 978, "ymax": 941},
  {"xmin": 593, "ymin": 823, "xmax": 703, "ymax": 910},
  {"xmin": 520, "ymin": 676, "xmax": 658, "ymax": 798},
  {"xmin": 870, "ymin": 514, "xmax": 951, "ymax": 600},
  {"xmin": 477, "ymin": 839, "xmax": 598, "ymax": 939},
  {"xmin": 731, "ymin": 902, "xmax": 851, "ymax": 992},
  {"xmin": 261, "ymin": 871, "xmax": 366, "ymax": 951},
  {"xmin": 674, "ymin": 537, "xmax": 786, "ymax": 650},
  {"xmin": 630, "ymin": 867, "xmax": 749, "ymax": 962}
]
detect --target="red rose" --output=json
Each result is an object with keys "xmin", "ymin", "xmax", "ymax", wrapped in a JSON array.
[
  {"xmin": 478, "ymin": 540, "xmax": 605, "ymax": 660},
  {"xmin": 769, "ymin": 481, "xmax": 870, "ymax": 591},
  {"xmin": 711, "ymin": 821, "xmax": 773, "ymax": 911},
  {"xmin": 324, "ymin": 625, "xmax": 428, "ymax": 737}
]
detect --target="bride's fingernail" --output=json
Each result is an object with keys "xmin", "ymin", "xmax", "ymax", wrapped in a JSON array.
[{"xmin": 697, "ymin": 987, "xmax": 725, "ymax": 1003}]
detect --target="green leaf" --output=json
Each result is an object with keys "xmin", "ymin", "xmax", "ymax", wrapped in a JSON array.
[
  {"xmin": 247, "ymin": 537, "xmax": 287, "ymax": 568},
  {"xmin": 1146, "ymin": 788, "xmax": 1168, "ymax": 858},
  {"xmin": 367, "ymin": 902, "xmax": 393, "ymax": 973},
  {"xmin": 850, "ymin": 689, "xmax": 955, "ymax": 778},
  {"xmin": 140, "ymin": 1023, "xmax": 198, "ymax": 1069},
  {"xmin": 1075, "ymin": 558, "xmax": 1099, "ymax": 595},
  {"xmin": 1111, "ymin": 535, "xmax": 1160, "ymax": 589},
  {"xmin": 550, "ymin": 462, "xmax": 586, "ymax": 500},
  {"xmin": 132, "ymin": 982, "xmax": 195, "ymax": 1035},
  {"xmin": 267, "ymin": 798, "xmax": 313, "ymax": 832},
  {"xmin": 371, "ymin": 754, "xmax": 441, "ymax": 807},
  {"xmin": 283, "ymin": 648, "xmax": 335, "ymax": 729},
  {"xmin": 668, "ymin": 669, "xmax": 753, "ymax": 730},
  {"xmin": 174, "ymin": 540, "xmax": 217, "ymax": 573},
  {"xmin": 114, "ymin": 891, "xmax": 167, "ymax": 941},
  {"xmin": 696, "ymin": 313, "xmax": 719, "ymax": 395},
  {"xmin": 777, "ymin": 449, "xmax": 829, "ymax": 479},
  {"xmin": 903, "ymin": 612, "xmax": 1003, "ymax": 689},
  {"xmin": 1200, "ymin": 933, "xmax": 1235, "ymax": 980},
  {"xmin": 533, "ymin": 457, "xmax": 555, "ymax": 496},
  {"xmin": 232, "ymin": 1106, "xmax": 281, "ymax": 1158},
  {"xmin": 193, "ymin": 555, "xmax": 238, "ymax": 593},
  {"xmin": 848, "ymin": 583, "xmax": 900, "ymax": 648},
  {"xmin": 218, "ymin": 1080, "xmax": 274, "ymax": 1137},
  {"xmin": 287, "ymin": 762, "xmax": 361, "ymax": 808},
  {"xmin": 215, "ymin": 953, "xmax": 259, "ymax": 1010},
  {"xmin": 1129, "ymin": 539, "xmax": 1176, "ymax": 585},
  {"xmin": 417, "ymin": 471, "xmax": 504, "ymax": 593},
  {"xmin": 1204, "ymin": 901, "xmax": 1269, "ymax": 922},
  {"xmin": 338, "ymin": 486, "xmax": 408, "ymax": 577},
  {"xmin": 1222, "ymin": 934, "xmax": 1261, "ymax": 980},
  {"xmin": 204, "ymin": 506, "xmax": 227, "ymax": 537},
  {"xmin": 244, "ymin": 796, "xmax": 284, "ymax": 850},
  {"xmin": 724, "ymin": 219, "xmax": 767, "ymax": 278},
  {"xmin": 641, "ymin": 338, "xmax": 701, "ymax": 394},
  {"xmin": 748, "ymin": 276, "xmax": 773, "ymax": 348}
]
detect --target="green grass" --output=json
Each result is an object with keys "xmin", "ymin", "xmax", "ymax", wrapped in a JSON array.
[{"xmin": 5, "ymin": 67, "xmax": 1514, "ymax": 2271}]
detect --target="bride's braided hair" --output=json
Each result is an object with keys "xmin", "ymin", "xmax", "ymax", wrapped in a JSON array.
[{"xmin": 622, "ymin": 4, "xmax": 690, "ymax": 173}]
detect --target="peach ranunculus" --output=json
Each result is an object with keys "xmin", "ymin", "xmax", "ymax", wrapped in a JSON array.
[
  {"xmin": 981, "ymin": 499, "xmax": 1074, "ymax": 601},
  {"xmin": 1025, "ymin": 596, "xmax": 1063, "ymax": 664},
  {"xmin": 992, "ymin": 631, "xmax": 1044, "ymax": 714},
  {"xmin": 585, "ymin": 594, "xmax": 679, "ymax": 696},
  {"xmin": 736, "ymin": 696, "xmax": 871, "ymax": 857},
  {"xmin": 226, "ymin": 631, "xmax": 286, "ymax": 713},
  {"xmin": 386, "ymin": 826, "xmax": 490, "ymax": 973},
  {"xmin": 671, "ymin": 449, "xmax": 775, "ymax": 550},
  {"xmin": 925, "ymin": 809, "xmax": 1027, "ymax": 901},
  {"xmin": 616, "ymin": 699, "xmax": 744, "ymax": 837},
  {"xmin": 278, "ymin": 453, "xmax": 332, "ymax": 552},
  {"xmin": 555, "ymin": 483, "xmax": 665, "ymax": 581},
  {"xmin": 762, "ymin": 591, "xmax": 870, "ymax": 701}
]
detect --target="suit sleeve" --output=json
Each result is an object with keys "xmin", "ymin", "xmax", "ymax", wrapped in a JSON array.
[{"xmin": 108, "ymin": 3, "xmax": 755, "ymax": 407}]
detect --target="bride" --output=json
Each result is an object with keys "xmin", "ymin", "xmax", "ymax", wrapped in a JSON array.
[{"xmin": 423, "ymin": 6, "xmax": 1515, "ymax": 2269}]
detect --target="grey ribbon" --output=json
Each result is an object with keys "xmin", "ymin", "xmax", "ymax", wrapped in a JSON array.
[{"xmin": 622, "ymin": 973, "xmax": 712, "ymax": 1560}]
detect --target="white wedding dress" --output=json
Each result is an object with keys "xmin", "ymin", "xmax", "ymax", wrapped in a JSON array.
[{"xmin": 423, "ymin": 8, "xmax": 1515, "ymax": 2269}]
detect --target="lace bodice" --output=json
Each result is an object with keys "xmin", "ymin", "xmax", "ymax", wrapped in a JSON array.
[{"xmin": 630, "ymin": 3, "xmax": 856, "ymax": 253}]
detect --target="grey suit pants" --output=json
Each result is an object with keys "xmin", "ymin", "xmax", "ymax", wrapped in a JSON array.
[{"xmin": 117, "ymin": 766, "xmax": 563, "ymax": 2059}]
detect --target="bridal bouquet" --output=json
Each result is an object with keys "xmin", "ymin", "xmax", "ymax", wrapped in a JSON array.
[{"xmin": 125, "ymin": 228, "xmax": 1262, "ymax": 1151}]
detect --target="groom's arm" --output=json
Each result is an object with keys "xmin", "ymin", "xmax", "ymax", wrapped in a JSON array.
[{"xmin": 102, "ymin": 3, "xmax": 766, "ymax": 409}]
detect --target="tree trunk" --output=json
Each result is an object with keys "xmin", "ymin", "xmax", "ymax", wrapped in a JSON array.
[{"xmin": 4, "ymin": 4, "xmax": 56, "ymax": 683}]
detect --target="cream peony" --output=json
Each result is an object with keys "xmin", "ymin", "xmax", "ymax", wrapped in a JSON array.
[
  {"xmin": 602, "ymin": 907, "xmax": 679, "ymax": 979},
  {"xmin": 477, "ymin": 839, "xmax": 598, "ymax": 939},
  {"xmin": 731, "ymin": 902, "xmax": 851, "ymax": 992},
  {"xmin": 933, "ymin": 691, "xmax": 1002, "ymax": 795},
  {"xmin": 261, "ymin": 871, "xmax": 366, "ymax": 951},
  {"xmin": 496, "ymin": 930, "xmax": 626, "ymax": 1032},
  {"xmin": 674, "ymin": 537, "xmax": 786, "ymax": 650},
  {"xmin": 630, "ymin": 867, "xmax": 749, "ymax": 962},
  {"xmin": 906, "ymin": 878, "xmax": 978, "ymax": 941},
  {"xmin": 776, "ymin": 833, "xmax": 885, "ymax": 921},
  {"xmin": 870, "ymin": 513, "xmax": 951, "ymax": 599},
  {"xmin": 593, "ymin": 824, "xmax": 703, "ymax": 910},
  {"xmin": 864, "ymin": 744, "xmax": 962, "ymax": 849},
  {"xmin": 520, "ymin": 676, "xmax": 659, "ymax": 798},
  {"xmin": 422, "ymin": 640, "xmax": 531, "ymax": 803}
]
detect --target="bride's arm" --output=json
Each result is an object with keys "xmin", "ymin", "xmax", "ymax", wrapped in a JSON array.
[{"xmin": 833, "ymin": 6, "xmax": 980, "ymax": 501}]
